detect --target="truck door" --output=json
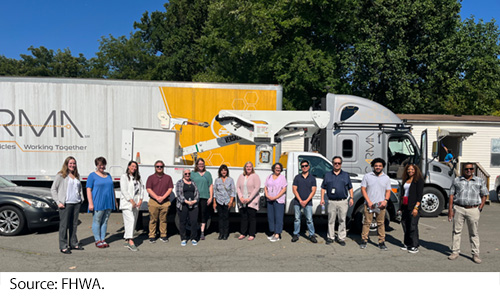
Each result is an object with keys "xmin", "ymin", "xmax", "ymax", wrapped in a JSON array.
[
  {"xmin": 387, "ymin": 135, "xmax": 419, "ymax": 179},
  {"xmin": 420, "ymin": 129, "xmax": 428, "ymax": 179}
]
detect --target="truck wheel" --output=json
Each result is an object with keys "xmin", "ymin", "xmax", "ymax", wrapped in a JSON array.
[
  {"xmin": 420, "ymin": 187, "xmax": 445, "ymax": 217},
  {"xmin": 0, "ymin": 206, "xmax": 26, "ymax": 236}
]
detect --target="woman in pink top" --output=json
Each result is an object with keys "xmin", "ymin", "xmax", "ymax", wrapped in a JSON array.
[
  {"xmin": 265, "ymin": 162, "xmax": 287, "ymax": 242},
  {"xmin": 236, "ymin": 161, "xmax": 261, "ymax": 241}
]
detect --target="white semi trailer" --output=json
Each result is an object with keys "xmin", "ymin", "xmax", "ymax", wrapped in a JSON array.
[{"xmin": 0, "ymin": 77, "xmax": 282, "ymax": 185}]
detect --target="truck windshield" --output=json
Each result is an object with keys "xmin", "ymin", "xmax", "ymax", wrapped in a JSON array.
[
  {"xmin": 387, "ymin": 136, "xmax": 419, "ymax": 179},
  {"xmin": 298, "ymin": 155, "xmax": 333, "ymax": 179}
]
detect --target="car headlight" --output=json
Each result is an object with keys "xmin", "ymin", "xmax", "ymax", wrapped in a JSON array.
[{"xmin": 22, "ymin": 199, "xmax": 50, "ymax": 208}]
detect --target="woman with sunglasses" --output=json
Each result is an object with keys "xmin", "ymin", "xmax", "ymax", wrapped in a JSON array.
[
  {"xmin": 175, "ymin": 168, "xmax": 200, "ymax": 246},
  {"xmin": 119, "ymin": 161, "xmax": 143, "ymax": 251},
  {"xmin": 264, "ymin": 162, "xmax": 287, "ymax": 242},
  {"xmin": 399, "ymin": 164, "xmax": 424, "ymax": 254},
  {"xmin": 191, "ymin": 158, "xmax": 213, "ymax": 240},
  {"xmin": 236, "ymin": 161, "xmax": 261, "ymax": 241},
  {"xmin": 213, "ymin": 164, "xmax": 235, "ymax": 240}
]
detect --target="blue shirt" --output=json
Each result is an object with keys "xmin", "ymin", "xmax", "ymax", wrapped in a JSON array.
[
  {"xmin": 444, "ymin": 153, "xmax": 453, "ymax": 162},
  {"xmin": 321, "ymin": 170, "xmax": 352, "ymax": 202},
  {"xmin": 292, "ymin": 173, "xmax": 316, "ymax": 207},
  {"xmin": 86, "ymin": 172, "xmax": 116, "ymax": 211}
]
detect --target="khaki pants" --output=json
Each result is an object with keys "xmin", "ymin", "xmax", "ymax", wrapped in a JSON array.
[
  {"xmin": 361, "ymin": 204, "xmax": 386, "ymax": 243},
  {"xmin": 327, "ymin": 199, "xmax": 348, "ymax": 241},
  {"xmin": 148, "ymin": 199, "xmax": 170, "ymax": 239},
  {"xmin": 452, "ymin": 205, "xmax": 480, "ymax": 255}
]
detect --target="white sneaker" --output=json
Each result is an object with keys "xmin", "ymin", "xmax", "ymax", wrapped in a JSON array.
[
  {"xmin": 270, "ymin": 236, "xmax": 281, "ymax": 242},
  {"xmin": 181, "ymin": 240, "xmax": 187, "ymax": 247},
  {"xmin": 267, "ymin": 235, "xmax": 273, "ymax": 240}
]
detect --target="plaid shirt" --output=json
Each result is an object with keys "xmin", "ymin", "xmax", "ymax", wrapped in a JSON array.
[{"xmin": 450, "ymin": 175, "xmax": 488, "ymax": 206}]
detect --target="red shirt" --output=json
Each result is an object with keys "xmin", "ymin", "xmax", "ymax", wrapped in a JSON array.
[{"xmin": 146, "ymin": 173, "xmax": 173, "ymax": 204}]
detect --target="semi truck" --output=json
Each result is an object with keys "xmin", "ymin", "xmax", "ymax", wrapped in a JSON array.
[
  {"xmin": 127, "ymin": 109, "xmax": 399, "ymax": 233},
  {"xmin": 0, "ymin": 77, "xmax": 282, "ymax": 185},
  {"xmin": 314, "ymin": 93, "xmax": 456, "ymax": 217}
]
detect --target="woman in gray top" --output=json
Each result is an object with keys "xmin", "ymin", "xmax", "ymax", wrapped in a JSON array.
[
  {"xmin": 175, "ymin": 168, "xmax": 200, "ymax": 246},
  {"xmin": 213, "ymin": 165, "xmax": 235, "ymax": 240},
  {"xmin": 51, "ymin": 156, "xmax": 84, "ymax": 254}
]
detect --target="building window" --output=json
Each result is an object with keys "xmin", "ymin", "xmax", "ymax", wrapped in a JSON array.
[
  {"xmin": 343, "ymin": 140, "xmax": 353, "ymax": 158},
  {"xmin": 491, "ymin": 139, "xmax": 500, "ymax": 167}
]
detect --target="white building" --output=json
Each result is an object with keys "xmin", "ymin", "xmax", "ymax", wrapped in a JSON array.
[{"xmin": 398, "ymin": 114, "xmax": 500, "ymax": 193}]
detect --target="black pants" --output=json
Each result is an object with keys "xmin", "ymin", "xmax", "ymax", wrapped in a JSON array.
[
  {"xmin": 58, "ymin": 203, "xmax": 81, "ymax": 250},
  {"xmin": 217, "ymin": 203, "xmax": 230, "ymax": 236},
  {"xmin": 239, "ymin": 206, "xmax": 257, "ymax": 237},
  {"xmin": 198, "ymin": 198, "xmax": 211, "ymax": 224},
  {"xmin": 401, "ymin": 206, "xmax": 420, "ymax": 248},
  {"xmin": 179, "ymin": 204, "xmax": 199, "ymax": 241}
]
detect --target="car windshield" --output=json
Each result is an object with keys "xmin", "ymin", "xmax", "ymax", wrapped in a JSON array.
[{"xmin": 0, "ymin": 176, "xmax": 17, "ymax": 188}]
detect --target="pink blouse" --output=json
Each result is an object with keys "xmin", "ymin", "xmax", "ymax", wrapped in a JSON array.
[
  {"xmin": 265, "ymin": 174, "xmax": 287, "ymax": 204},
  {"xmin": 236, "ymin": 173, "xmax": 261, "ymax": 210}
]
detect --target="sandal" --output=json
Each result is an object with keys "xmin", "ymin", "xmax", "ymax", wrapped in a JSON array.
[
  {"xmin": 71, "ymin": 245, "xmax": 84, "ymax": 251},
  {"xmin": 60, "ymin": 248, "xmax": 72, "ymax": 254},
  {"xmin": 248, "ymin": 236, "xmax": 255, "ymax": 241},
  {"xmin": 95, "ymin": 241, "xmax": 104, "ymax": 248},
  {"xmin": 238, "ymin": 235, "xmax": 247, "ymax": 240},
  {"xmin": 101, "ymin": 241, "xmax": 109, "ymax": 248}
]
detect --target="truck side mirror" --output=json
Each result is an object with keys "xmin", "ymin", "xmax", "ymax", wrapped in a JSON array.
[{"xmin": 432, "ymin": 141, "xmax": 438, "ymax": 158}]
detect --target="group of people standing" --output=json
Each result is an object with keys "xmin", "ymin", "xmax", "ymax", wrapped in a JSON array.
[{"xmin": 50, "ymin": 154, "xmax": 488, "ymax": 264}]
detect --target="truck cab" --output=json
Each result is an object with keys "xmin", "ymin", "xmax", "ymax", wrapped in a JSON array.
[{"xmin": 315, "ymin": 93, "xmax": 454, "ymax": 217}]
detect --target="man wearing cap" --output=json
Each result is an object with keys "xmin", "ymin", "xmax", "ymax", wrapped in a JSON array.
[{"xmin": 448, "ymin": 162, "xmax": 488, "ymax": 264}]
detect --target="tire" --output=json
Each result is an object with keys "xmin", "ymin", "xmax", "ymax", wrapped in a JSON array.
[
  {"xmin": 420, "ymin": 187, "xmax": 445, "ymax": 217},
  {"xmin": 0, "ymin": 206, "xmax": 26, "ymax": 236},
  {"xmin": 352, "ymin": 204, "xmax": 389, "ymax": 234}
]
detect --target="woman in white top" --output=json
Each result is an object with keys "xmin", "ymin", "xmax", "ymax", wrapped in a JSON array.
[
  {"xmin": 51, "ymin": 156, "xmax": 84, "ymax": 254},
  {"xmin": 120, "ymin": 161, "xmax": 144, "ymax": 251}
]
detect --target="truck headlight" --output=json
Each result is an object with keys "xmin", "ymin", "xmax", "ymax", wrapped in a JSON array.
[{"xmin": 22, "ymin": 199, "xmax": 50, "ymax": 208}]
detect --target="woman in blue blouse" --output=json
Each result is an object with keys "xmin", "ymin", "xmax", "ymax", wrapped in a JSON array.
[{"xmin": 87, "ymin": 156, "xmax": 116, "ymax": 248}]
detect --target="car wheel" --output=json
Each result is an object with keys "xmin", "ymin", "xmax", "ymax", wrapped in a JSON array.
[
  {"xmin": 0, "ymin": 206, "xmax": 26, "ymax": 236},
  {"xmin": 420, "ymin": 187, "xmax": 445, "ymax": 217}
]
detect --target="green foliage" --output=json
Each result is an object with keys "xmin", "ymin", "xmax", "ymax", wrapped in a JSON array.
[{"xmin": 1, "ymin": 0, "xmax": 499, "ymax": 116}]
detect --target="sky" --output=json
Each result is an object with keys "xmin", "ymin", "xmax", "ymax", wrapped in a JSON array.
[{"xmin": 0, "ymin": 0, "xmax": 499, "ymax": 60}]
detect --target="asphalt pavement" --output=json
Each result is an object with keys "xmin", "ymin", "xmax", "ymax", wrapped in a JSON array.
[{"xmin": 0, "ymin": 203, "xmax": 499, "ymax": 272}]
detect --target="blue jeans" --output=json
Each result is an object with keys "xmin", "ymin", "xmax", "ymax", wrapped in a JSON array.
[
  {"xmin": 92, "ymin": 209, "xmax": 111, "ymax": 241},
  {"xmin": 294, "ymin": 204, "xmax": 315, "ymax": 236},
  {"xmin": 267, "ymin": 201, "xmax": 285, "ymax": 235}
]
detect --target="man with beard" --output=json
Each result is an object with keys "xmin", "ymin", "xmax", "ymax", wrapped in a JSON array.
[{"xmin": 359, "ymin": 158, "xmax": 392, "ymax": 250}]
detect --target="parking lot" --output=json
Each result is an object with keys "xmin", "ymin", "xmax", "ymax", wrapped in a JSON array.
[{"xmin": 0, "ymin": 202, "xmax": 499, "ymax": 272}]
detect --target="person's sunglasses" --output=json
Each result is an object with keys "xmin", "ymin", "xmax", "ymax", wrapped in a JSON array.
[
  {"xmin": 301, "ymin": 165, "xmax": 309, "ymax": 168},
  {"xmin": 333, "ymin": 162, "xmax": 342, "ymax": 165},
  {"xmin": 464, "ymin": 168, "xmax": 474, "ymax": 171},
  {"xmin": 156, "ymin": 166, "xmax": 164, "ymax": 168},
  {"xmin": 184, "ymin": 173, "xmax": 191, "ymax": 176}
]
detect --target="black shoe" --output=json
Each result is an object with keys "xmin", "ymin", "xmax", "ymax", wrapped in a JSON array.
[
  {"xmin": 60, "ymin": 248, "xmax": 72, "ymax": 254},
  {"xmin": 337, "ymin": 240, "xmax": 346, "ymax": 246},
  {"xmin": 218, "ymin": 234, "xmax": 223, "ymax": 240},
  {"xmin": 149, "ymin": 238, "xmax": 157, "ymax": 243},
  {"xmin": 360, "ymin": 241, "xmax": 367, "ymax": 249},
  {"xmin": 378, "ymin": 242, "xmax": 388, "ymax": 251},
  {"xmin": 223, "ymin": 235, "xmax": 228, "ymax": 240},
  {"xmin": 71, "ymin": 245, "xmax": 85, "ymax": 251},
  {"xmin": 309, "ymin": 235, "xmax": 318, "ymax": 243},
  {"xmin": 291, "ymin": 235, "xmax": 299, "ymax": 242},
  {"xmin": 326, "ymin": 238, "xmax": 334, "ymax": 245}
]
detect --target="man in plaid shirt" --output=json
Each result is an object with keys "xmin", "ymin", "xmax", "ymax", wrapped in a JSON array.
[{"xmin": 448, "ymin": 162, "xmax": 488, "ymax": 264}]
